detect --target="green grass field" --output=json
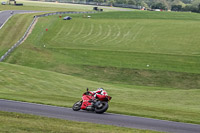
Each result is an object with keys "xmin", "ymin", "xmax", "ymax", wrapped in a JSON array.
[
  {"xmin": 1, "ymin": 4, "xmax": 200, "ymax": 127},
  {"xmin": 0, "ymin": 111, "xmax": 160, "ymax": 133}
]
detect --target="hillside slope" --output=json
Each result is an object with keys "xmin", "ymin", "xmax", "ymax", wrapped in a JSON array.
[
  {"xmin": 0, "ymin": 62, "xmax": 200, "ymax": 124},
  {"xmin": 5, "ymin": 11, "xmax": 200, "ymax": 89}
]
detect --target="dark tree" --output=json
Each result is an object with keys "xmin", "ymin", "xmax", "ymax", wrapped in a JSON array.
[
  {"xmin": 151, "ymin": 3, "xmax": 166, "ymax": 9},
  {"xmin": 171, "ymin": 5, "xmax": 182, "ymax": 11},
  {"xmin": 198, "ymin": 3, "xmax": 200, "ymax": 12}
]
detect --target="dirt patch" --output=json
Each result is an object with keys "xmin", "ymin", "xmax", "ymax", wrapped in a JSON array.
[{"xmin": 21, "ymin": 17, "xmax": 38, "ymax": 44}]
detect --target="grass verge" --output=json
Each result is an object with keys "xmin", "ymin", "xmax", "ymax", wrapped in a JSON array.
[{"xmin": 0, "ymin": 111, "xmax": 160, "ymax": 133}]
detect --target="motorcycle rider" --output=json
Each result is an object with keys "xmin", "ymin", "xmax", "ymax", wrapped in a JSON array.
[
  {"xmin": 88, "ymin": 88, "xmax": 108, "ymax": 109},
  {"xmin": 89, "ymin": 88, "xmax": 108, "ymax": 100}
]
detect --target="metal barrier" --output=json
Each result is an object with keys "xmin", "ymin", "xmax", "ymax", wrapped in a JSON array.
[{"xmin": 0, "ymin": 11, "xmax": 95, "ymax": 62}]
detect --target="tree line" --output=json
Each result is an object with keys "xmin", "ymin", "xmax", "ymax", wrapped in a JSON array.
[{"xmin": 94, "ymin": 0, "xmax": 200, "ymax": 12}]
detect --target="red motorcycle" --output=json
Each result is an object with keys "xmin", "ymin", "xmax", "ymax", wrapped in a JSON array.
[{"xmin": 72, "ymin": 88, "xmax": 112, "ymax": 114}]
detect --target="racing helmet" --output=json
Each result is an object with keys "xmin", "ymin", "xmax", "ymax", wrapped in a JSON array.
[{"xmin": 97, "ymin": 88, "xmax": 104, "ymax": 91}]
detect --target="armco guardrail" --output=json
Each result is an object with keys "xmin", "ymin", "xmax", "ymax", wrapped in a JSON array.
[{"xmin": 0, "ymin": 11, "xmax": 95, "ymax": 62}]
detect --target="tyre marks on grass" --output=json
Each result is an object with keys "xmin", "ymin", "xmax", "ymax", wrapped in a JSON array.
[
  {"xmin": 94, "ymin": 25, "xmax": 112, "ymax": 45},
  {"xmin": 52, "ymin": 21, "xmax": 76, "ymax": 45},
  {"xmin": 116, "ymin": 23, "xmax": 138, "ymax": 45},
  {"xmin": 72, "ymin": 23, "xmax": 85, "ymax": 43},
  {"xmin": 132, "ymin": 26, "xmax": 144, "ymax": 40},
  {"xmin": 52, "ymin": 21, "xmax": 78, "ymax": 45},
  {"xmin": 65, "ymin": 22, "xmax": 76, "ymax": 36},
  {"xmin": 104, "ymin": 24, "xmax": 122, "ymax": 45},
  {"xmin": 84, "ymin": 24, "xmax": 103, "ymax": 44},
  {"xmin": 73, "ymin": 24, "xmax": 94, "ymax": 44},
  {"xmin": 83, "ymin": 24, "xmax": 94, "ymax": 41},
  {"xmin": 51, "ymin": 25, "xmax": 66, "ymax": 42},
  {"xmin": 124, "ymin": 25, "xmax": 144, "ymax": 46}
]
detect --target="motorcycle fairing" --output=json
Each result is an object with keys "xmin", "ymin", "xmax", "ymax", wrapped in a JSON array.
[{"xmin": 81, "ymin": 95, "xmax": 93, "ymax": 109}]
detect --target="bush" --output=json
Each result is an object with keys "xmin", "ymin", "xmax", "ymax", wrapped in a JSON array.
[{"xmin": 171, "ymin": 5, "xmax": 182, "ymax": 11}]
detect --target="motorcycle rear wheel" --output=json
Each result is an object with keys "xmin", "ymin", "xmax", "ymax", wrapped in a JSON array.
[
  {"xmin": 72, "ymin": 101, "xmax": 82, "ymax": 111},
  {"xmin": 95, "ymin": 101, "xmax": 108, "ymax": 114}
]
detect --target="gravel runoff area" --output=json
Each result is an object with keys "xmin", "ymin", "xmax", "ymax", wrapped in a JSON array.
[
  {"xmin": 0, "ymin": 99, "xmax": 200, "ymax": 133},
  {"xmin": 0, "ymin": 10, "xmax": 46, "ymax": 29}
]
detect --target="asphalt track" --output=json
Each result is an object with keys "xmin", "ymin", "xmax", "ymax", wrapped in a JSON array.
[
  {"xmin": 0, "ymin": 10, "xmax": 45, "ymax": 29},
  {"xmin": 0, "ymin": 99, "xmax": 200, "ymax": 133}
]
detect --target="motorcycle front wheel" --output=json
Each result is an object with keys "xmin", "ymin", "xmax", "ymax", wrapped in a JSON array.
[
  {"xmin": 72, "ymin": 101, "xmax": 82, "ymax": 111},
  {"xmin": 95, "ymin": 101, "xmax": 108, "ymax": 114}
]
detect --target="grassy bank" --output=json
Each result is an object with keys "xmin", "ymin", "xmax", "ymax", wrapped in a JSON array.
[
  {"xmin": 5, "ymin": 12, "xmax": 200, "ymax": 89},
  {"xmin": 1, "ymin": 62, "xmax": 200, "ymax": 124},
  {"xmin": 0, "ymin": 13, "xmax": 34, "ymax": 57},
  {"xmin": 0, "ymin": 111, "xmax": 160, "ymax": 133}
]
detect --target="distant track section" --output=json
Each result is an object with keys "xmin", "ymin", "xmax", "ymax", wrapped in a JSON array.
[
  {"xmin": 0, "ymin": 10, "xmax": 46, "ymax": 29},
  {"xmin": 0, "ymin": 99, "xmax": 200, "ymax": 133}
]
